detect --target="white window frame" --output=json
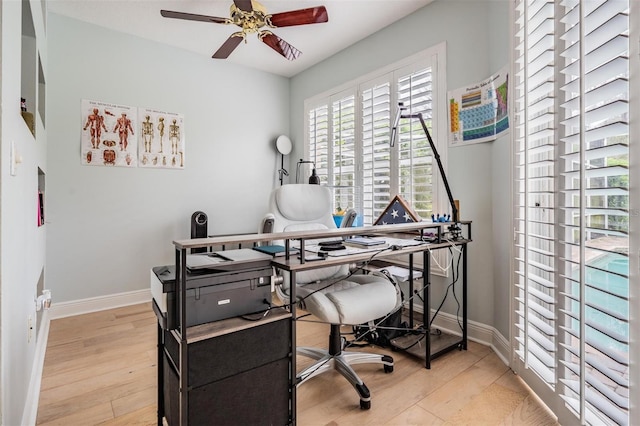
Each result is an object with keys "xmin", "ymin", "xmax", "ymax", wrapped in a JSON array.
[
  {"xmin": 304, "ymin": 42, "xmax": 450, "ymax": 220},
  {"xmin": 304, "ymin": 44, "xmax": 448, "ymax": 275}
]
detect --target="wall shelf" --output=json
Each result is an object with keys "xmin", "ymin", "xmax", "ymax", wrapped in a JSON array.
[
  {"xmin": 21, "ymin": 0, "xmax": 38, "ymax": 137},
  {"xmin": 37, "ymin": 168, "xmax": 45, "ymax": 226}
]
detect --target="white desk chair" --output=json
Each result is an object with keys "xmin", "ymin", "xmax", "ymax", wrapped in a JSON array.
[{"xmin": 261, "ymin": 184, "xmax": 400, "ymax": 409}]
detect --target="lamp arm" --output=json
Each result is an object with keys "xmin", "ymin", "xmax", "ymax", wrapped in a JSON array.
[
  {"xmin": 278, "ymin": 153, "xmax": 289, "ymax": 186},
  {"xmin": 402, "ymin": 112, "xmax": 459, "ymax": 223}
]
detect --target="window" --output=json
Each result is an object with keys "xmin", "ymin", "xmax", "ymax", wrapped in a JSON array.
[
  {"xmin": 513, "ymin": 1, "xmax": 631, "ymax": 425},
  {"xmin": 304, "ymin": 45, "xmax": 447, "ymax": 228}
]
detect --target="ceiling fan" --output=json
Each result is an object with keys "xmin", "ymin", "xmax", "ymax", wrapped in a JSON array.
[{"xmin": 160, "ymin": 0, "xmax": 328, "ymax": 61}]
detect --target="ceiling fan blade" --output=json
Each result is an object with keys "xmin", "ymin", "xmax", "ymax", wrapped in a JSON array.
[
  {"xmin": 233, "ymin": 0, "xmax": 253, "ymax": 12},
  {"xmin": 213, "ymin": 35, "xmax": 244, "ymax": 59},
  {"xmin": 261, "ymin": 33, "xmax": 301, "ymax": 61},
  {"xmin": 161, "ymin": 10, "xmax": 228, "ymax": 24},
  {"xmin": 268, "ymin": 6, "xmax": 328, "ymax": 28}
]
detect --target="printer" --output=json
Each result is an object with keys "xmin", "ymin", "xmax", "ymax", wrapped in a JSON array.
[{"xmin": 151, "ymin": 249, "xmax": 274, "ymax": 330}]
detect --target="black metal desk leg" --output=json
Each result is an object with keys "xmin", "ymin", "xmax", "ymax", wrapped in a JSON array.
[
  {"xmin": 157, "ymin": 322, "xmax": 164, "ymax": 426},
  {"xmin": 424, "ymin": 249, "xmax": 431, "ymax": 369},
  {"xmin": 178, "ymin": 248, "xmax": 189, "ymax": 426},
  {"xmin": 408, "ymin": 254, "xmax": 414, "ymax": 329},
  {"xmin": 289, "ymin": 270, "xmax": 297, "ymax": 425},
  {"xmin": 462, "ymin": 244, "xmax": 468, "ymax": 350}
]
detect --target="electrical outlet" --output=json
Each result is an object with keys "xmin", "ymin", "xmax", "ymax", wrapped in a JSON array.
[{"xmin": 28, "ymin": 315, "xmax": 33, "ymax": 343}]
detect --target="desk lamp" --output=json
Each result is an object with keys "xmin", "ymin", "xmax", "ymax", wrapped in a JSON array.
[
  {"xmin": 275, "ymin": 135, "xmax": 292, "ymax": 185},
  {"xmin": 391, "ymin": 102, "xmax": 461, "ymax": 239},
  {"xmin": 296, "ymin": 159, "xmax": 320, "ymax": 184}
]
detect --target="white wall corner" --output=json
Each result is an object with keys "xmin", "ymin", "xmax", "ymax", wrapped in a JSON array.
[
  {"xmin": 488, "ymin": 325, "xmax": 510, "ymax": 366},
  {"xmin": 22, "ymin": 310, "xmax": 50, "ymax": 426},
  {"xmin": 430, "ymin": 310, "xmax": 511, "ymax": 367},
  {"xmin": 48, "ymin": 289, "xmax": 151, "ymax": 320}
]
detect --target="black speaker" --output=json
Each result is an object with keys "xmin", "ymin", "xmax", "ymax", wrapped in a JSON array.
[{"xmin": 190, "ymin": 211, "xmax": 208, "ymax": 253}]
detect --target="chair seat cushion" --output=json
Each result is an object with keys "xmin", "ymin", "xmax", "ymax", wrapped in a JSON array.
[{"xmin": 301, "ymin": 274, "xmax": 398, "ymax": 325}]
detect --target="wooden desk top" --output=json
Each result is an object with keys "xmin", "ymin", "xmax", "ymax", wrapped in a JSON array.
[
  {"xmin": 173, "ymin": 221, "xmax": 471, "ymax": 250},
  {"xmin": 270, "ymin": 238, "xmax": 471, "ymax": 272},
  {"xmin": 178, "ymin": 308, "xmax": 292, "ymax": 344}
]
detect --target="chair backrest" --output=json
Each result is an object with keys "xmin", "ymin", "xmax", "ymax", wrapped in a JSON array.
[
  {"xmin": 269, "ymin": 184, "xmax": 337, "ymax": 232},
  {"xmin": 267, "ymin": 184, "xmax": 348, "ymax": 283}
]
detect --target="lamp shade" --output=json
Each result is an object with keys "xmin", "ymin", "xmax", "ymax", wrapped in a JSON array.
[{"xmin": 308, "ymin": 168, "xmax": 320, "ymax": 184}]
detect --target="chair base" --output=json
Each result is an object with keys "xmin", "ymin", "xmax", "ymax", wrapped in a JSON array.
[{"xmin": 296, "ymin": 324, "xmax": 394, "ymax": 410}]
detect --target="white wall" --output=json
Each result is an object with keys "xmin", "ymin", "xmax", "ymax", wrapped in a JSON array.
[
  {"xmin": 290, "ymin": 0, "xmax": 510, "ymax": 335},
  {"xmin": 46, "ymin": 14, "xmax": 290, "ymax": 303},
  {"xmin": 487, "ymin": 0, "xmax": 511, "ymax": 339},
  {"xmin": 1, "ymin": 0, "xmax": 48, "ymax": 423}
]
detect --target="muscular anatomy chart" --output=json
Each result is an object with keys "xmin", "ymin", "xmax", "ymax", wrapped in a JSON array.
[
  {"xmin": 138, "ymin": 108, "xmax": 185, "ymax": 169},
  {"xmin": 81, "ymin": 99, "xmax": 138, "ymax": 167}
]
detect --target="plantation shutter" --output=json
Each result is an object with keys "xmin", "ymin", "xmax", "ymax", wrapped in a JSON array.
[
  {"xmin": 513, "ymin": 0, "xmax": 558, "ymax": 386},
  {"xmin": 331, "ymin": 91, "xmax": 357, "ymax": 212},
  {"xmin": 557, "ymin": 0, "xmax": 629, "ymax": 424},
  {"xmin": 396, "ymin": 66, "xmax": 434, "ymax": 220},
  {"xmin": 361, "ymin": 76, "xmax": 392, "ymax": 225},
  {"xmin": 513, "ymin": 0, "xmax": 630, "ymax": 424},
  {"xmin": 304, "ymin": 47, "xmax": 446, "ymax": 232},
  {"xmin": 308, "ymin": 103, "xmax": 329, "ymax": 184}
]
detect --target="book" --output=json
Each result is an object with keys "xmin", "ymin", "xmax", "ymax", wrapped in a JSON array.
[
  {"xmin": 253, "ymin": 245, "xmax": 299, "ymax": 257},
  {"xmin": 344, "ymin": 236, "xmax": 386, "ymax": 247},
  {"xmin": 37, "ymin": 191, "xmax": 44, "ymax": 226}
]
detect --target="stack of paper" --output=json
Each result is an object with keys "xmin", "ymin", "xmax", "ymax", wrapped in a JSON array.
[{"xmin": 377, "ymin": 265, "xmax": 423, "ymax": 281}]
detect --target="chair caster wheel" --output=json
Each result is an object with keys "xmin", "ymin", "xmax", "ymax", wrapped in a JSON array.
[
  {"xmin": 360, "ymin": 399, "xmax": 371, "ymax": 410},
  {"xmin": 384, "ymin": 364, "xmax": 394, "ymax": 373}
]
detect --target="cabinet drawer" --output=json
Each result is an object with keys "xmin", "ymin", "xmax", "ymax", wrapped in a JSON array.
[
  {"xmin": 163, "ymin": 354, "xmax": 290, "ymax": 425},
  {"xmin": 165, "ymin": 317, "xmax": 291, "ymax": 388}
]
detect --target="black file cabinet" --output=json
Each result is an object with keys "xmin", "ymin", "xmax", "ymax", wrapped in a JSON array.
[{"xmin": 158, "ymin": 309, "xmax": 292, "ymax": 425}]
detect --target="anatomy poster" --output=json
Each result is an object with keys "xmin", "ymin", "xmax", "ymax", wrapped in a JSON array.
[
  {"xmin": 448, "ymin": 66, "xmax": 509, "ymax": 146},
  {"xmin": 138, "ymin": 108, "xmax": 185, "ymax": 169},
  {"xmin": 81, "ymin": 99, "xmax": 138, "ymax": 167}
]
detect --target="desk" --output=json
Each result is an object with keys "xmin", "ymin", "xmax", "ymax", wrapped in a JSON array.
[
  {"xmin": 164, "ymin": 220, "xmax": 471, "ymax": 426},
  {"xmin": 269, "ymin": 226, "xmax": 471, "ymax": 370}
]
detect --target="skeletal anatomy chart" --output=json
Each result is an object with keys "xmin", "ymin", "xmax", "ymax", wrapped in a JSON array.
[{"xmin": 138, "ymin": 108, "xmax": 185, "ymax": 169}]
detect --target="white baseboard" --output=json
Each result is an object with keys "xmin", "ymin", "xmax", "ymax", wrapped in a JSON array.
[
  {"xmin": 22, "ymin": 310, "xmax": 50, "ymax": 426},
  {"xmin": 490, "ymin": 326, "xmax": 511, "ymax": 366},
  {"xmin": 48, "ymin": 289, "xmax": 152, "ymax": 320}
]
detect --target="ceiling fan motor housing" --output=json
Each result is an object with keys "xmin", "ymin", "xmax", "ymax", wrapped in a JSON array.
[
  {"xmin": 230, "ymin": 1, "xmax": 269, "ymax": 34},
  {"xmin": 160, "ymin": 0, "xmax": 328, "ymax": 60}
]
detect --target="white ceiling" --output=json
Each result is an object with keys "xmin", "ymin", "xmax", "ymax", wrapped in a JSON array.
[{"xmin": 47, "ymin": 0, "xmax": 432, "ymax": 77}]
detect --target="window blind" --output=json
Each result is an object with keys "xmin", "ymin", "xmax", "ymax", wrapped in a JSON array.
[
  {"xmin": 361, "ymin": 78, "xmax": 392, "ymax": 225},
  {"xmin": 557, "ymin": 0, "xmax": 629, "ymax": 424},
  {"xmin": 396, "ymin": 68, "xmax": 433, "ymax": 220},
  {"xmin": 331, "ymin": 94, "xmax": 357, "ymax": 212},
  {"xmin": 304, "ymin": 49, "xmax": 445, "ymax": 228},
  {"xmin": 308, "ymin": 104, "xmax": 329, "ymax": 184},
  {"xmin": 513, "ymin": 1, "xmax": 630, "ymax": 425},
  {"xmin": 513, "ymin": 0, "xmax": 558, "ymax": 388}
]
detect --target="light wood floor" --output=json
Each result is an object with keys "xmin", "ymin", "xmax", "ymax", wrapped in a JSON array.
[{"xmin": 37, "ymin": 303, "xmax": 558, "ymax": 425}]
